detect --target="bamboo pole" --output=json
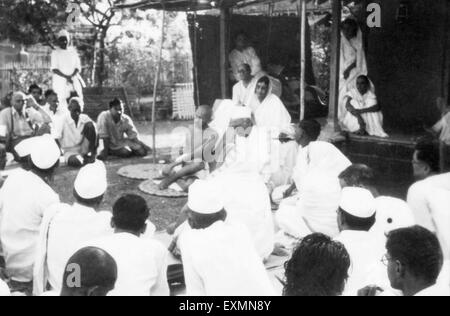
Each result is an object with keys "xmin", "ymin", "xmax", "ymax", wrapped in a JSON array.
[
  {"xmin": 152, "ymin": 9, "xmax": 167, "ymax": 163},
  {"xmin": 299, "ymin": 0, "xmax": 306, "ymax": 121}
]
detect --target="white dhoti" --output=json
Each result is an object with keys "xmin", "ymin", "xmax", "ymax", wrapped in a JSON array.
[{"xmin": 52, "ymin": 74, "xmax": 84, "ymax": 113}]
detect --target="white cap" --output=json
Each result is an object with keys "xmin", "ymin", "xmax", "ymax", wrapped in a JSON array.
[
  {"xmin": 15, "ymin": 135, "xmax": 61, "ymax": 170},
  {"xmin": 340, "ymin": 187, "xmax": 376, "ymax": 218},
  {"xmin": 187, "ymin": 180, "xmax": 224, "ymax": 214},
  {"xmin": 230, "ymin": 106, "xmax": 252, "ymax": 120},
  {"xmin": 74, "ymin": 161, "xmax": 107, "ymax": 199},
  {"xmin": 57, "ymin": 29, "xmax": 70, "ymax": 39}
]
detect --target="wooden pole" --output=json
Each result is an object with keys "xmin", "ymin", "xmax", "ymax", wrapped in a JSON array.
[
  {"xmin": 152, "ymin": 10, "xmax": 166, "ymax": 163},
  {"xmin": 219, "ymin": 7, "xmax": 230, "ymax": 99},
  {"xmin": 299, "ymin": 0, "xmax": 307, "ymax": 121},
  {"xmin": 328, "ymin": 0, "xmax": 342, "ymax": 130}
]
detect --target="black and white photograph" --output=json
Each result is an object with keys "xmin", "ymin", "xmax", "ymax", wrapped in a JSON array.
[{"xmin": 0, "ymin": 0, "xmax": 449, "ymax": 300}]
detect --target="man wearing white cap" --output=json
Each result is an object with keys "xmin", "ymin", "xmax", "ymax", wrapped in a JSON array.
[
  {"xmin": 334, "ymin": 187, "xmax": 385, "ymax": 296},
  {"xmin": 178, "ymin": 180, "xmax": 275, "ymax": 296},
  {"xmin": 53, "ymin": 97, "xmax": 97, "ymax": 167},
  {"xmin": 0, "ymin": 135, "xmax": 60, "ymax": 294},
  {"xmin": 86, "ymin": 194, "xmax": 168, "ymax": 296},
  {"xmin": 51, "ymin": 30, "xmax": 85, "ymax": 113},
  {"xmin": 33, "ymin": 160, "xmax": 112, "ymax": 295}
]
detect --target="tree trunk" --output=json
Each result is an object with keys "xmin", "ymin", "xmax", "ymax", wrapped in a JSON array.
[
  {"xmin": 98, "ymin": 28, "xmax": 108, "ymax": 87},
  {"xmin": 91, "ymin": 32, "xmax": 98, "ymax": 86}
]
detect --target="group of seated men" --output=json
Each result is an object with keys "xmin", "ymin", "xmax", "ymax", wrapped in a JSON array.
[
  {"xmin": 0, "ymin": 62, "xmax": 449, "ymax": 296},
  {"xmin": 0, "ymin": 85, "xmax": 149, "ymax": 171}
]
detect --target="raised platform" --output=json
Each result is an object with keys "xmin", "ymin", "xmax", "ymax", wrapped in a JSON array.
[{"xmin": 340, "ymin": 133, "xmax": 419, "ymax": 199}]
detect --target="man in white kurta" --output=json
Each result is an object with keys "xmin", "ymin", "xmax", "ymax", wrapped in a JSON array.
[
  {"xmin": 51, "ymin": 30, "xmax": 84, "ymax": 113},
  {"xmin": 53, "ymin": 97, "xmax": 97, "ymax": 167},
  {"xmin": 33, "ymin": 161, "xmax": 112, "ymax": 295},
  {"xmin": 432, "ymin": 111, "xmax": 450, "ymax": 145},
  {"xmin": 87, "ymin": 194, "xmax": 169, "ymax": 296},
  {"xmin": 232, "ymin": 63, "xmax": 258, "ymax": 107},
  {"xmin": 341, "ymin": 75, "xmax": 388, "ymax": 137},
  {"xmin": 334, "ymin": 187, "xmax": 385, "ymax": 296},
  {"xmin": 178, "ymin": 180, "xmax": 275, "ymax": 296},
  {"xmin": 0, "ymin": 135, "xmax": 60, "ymax": 285}
]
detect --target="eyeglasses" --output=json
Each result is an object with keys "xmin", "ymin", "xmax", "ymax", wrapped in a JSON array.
[{"xmin": 381, "ymin": 254, "xmax": 392, "ymax": 266}]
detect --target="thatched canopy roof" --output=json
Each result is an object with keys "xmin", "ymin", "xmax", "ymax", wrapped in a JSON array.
[{"xmin": 114, "ymin": 0, "xmax": 331, "ymax": 12}]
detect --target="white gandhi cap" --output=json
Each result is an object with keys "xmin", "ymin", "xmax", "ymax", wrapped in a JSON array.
[
  {"xmin": 339, "ymin": 187, "xmax": 376, "ymax": 218},
  {"xmin": 187, "ymin": 179, "xmax": 224, "ymax": 215},
  {"xmin": 74, "ymin": 160, "xmax": 107, "ymax": 199},
  {"xmin": 15, "ymin": 134, "xmax": 61, "ymax": 170}
]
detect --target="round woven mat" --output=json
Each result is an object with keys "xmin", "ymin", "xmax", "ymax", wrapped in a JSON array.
[
  {"xmin": 139, "ymin": 180, "xmax": 188, "ymax": 198},
  {"xmin": 117, "ymin": 164, "xmax": 163, "ymax": 180}
]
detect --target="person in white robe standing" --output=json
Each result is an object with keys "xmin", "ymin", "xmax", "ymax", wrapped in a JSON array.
[
  {"xmin": 51, "ymin": 30, "xmax": 85, "ymax": 113},
  {"xmin": 341, "ymin": 75, "xmax": 388, "ymax": 137},
  {"xmin": 87, "ymin": 194, "xmax": 169, "ymax": 296},
  {"xmin": 0, "ymin": 135, "xmax": 60, "ymax": 294},
  {"xmin": 178, "ymin": 180, "xmax": 275, "ymax": 296},
  {"xmin": 338, "ymin": 19, "xmax": 372, "ymax": 128},
  {"xmin": 33, "ymin": 160, "xmax": 113, "ymax": 295}
]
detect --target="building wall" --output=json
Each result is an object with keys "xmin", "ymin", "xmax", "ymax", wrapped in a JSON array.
[{"xmin": 367, "ymin": 0, "xmax": 448, "ymax": 132}]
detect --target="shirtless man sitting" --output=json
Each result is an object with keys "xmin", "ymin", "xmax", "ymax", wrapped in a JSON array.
[{"xmin": 158, "ymin": 105, "xmax": 218, "ymax": 192}]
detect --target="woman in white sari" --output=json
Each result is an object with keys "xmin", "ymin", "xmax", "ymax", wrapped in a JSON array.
[{"xmin": 338, "ymin": 19, "xmax": 371, "ymax": 127}]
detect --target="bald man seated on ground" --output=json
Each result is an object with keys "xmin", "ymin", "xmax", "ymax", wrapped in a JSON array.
[
  {"xmin": 158, "ymin": 105, "xmax": 218, "ymax": 192},
  {"xmin": 59, "ymin": 247, "xmax": 117, "ymax": 297},
  {"xmin": 0, "ymin": 91, "xmax": 52, "ymax": 169}
]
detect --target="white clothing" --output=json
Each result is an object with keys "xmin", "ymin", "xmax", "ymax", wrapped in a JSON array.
[
  {"xmin": 0, "ymin": 169, "xmax": 59, "ymax": 282},
  {"xmin": 51, "ymin": 47, "xmax": 84, "ymax": 112},
  {"xmin": 407, "ymin": 173, "xmax": 450, "ymax": 257},
  {"xmin": 342, "ymin": 88, "xmax": 388, "ymax": 138},
  {"xmin": 179, "ymin": 221, "xmax": 275, "ymax": 296},
  {"xmin": 339, "ymin": 29, "xmax": 371, "ymax": 122},
  {"xmin": 371, "ymin": 196, "xmax": 416, "ymax": 236},
  {"xmin": 276, "ymin": 171, "xmax": 342, "ymax": 239},
  {"xmin": 53, "ymin": 113, "xmax": 93, "ymax": 157},
  {"xmin": 334, "ymin": 230, "xmax": 386, "ymax": 296},
  {"xmin": 415, "ymin": 283, "xmax": 450, "ymax": 296},
  {"xmin": 433, "ymin": 112, "xmax": 450, "ymax": 145},
  {"xmin": 88, "ymin": 232, "xmax": 169, "ymax": 296},
  {"xmin": 0, "ymin": 279, "xmax": 10, "ymax": 296},
  {"xmin": 229, "ymin": 47, "xmax": 262, "ymax": 81},
  {"xmin": 232, "ymin": 78, "xmax": 257, "ymax": 106},
  {"xmin": 33, "ymin": 203, "xmax": 113, "ymax": 295},
  {"xmin": 250, "ymin": 94, "xmax": 291, "ymax": 131},
  {"xmin": 292, "ymin": 141, "xmax": 351, "ymax": 190}
]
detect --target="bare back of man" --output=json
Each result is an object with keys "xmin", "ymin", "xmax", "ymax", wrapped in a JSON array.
[{"xmin": 158, "ymin": 106, "xmax": 218, "ymax": 192}]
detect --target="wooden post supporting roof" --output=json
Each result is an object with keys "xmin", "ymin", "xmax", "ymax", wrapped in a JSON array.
[
  {"xmin": 320, "ymin": 0, "xmax": 342, "ymax": 142},
  {"xmin": 299, "ymin": 0, "xmax": 306, "ymax": 121},
  {"xmin": 220, "ymin": 7, "xmax": 230, "ymax": 99}
]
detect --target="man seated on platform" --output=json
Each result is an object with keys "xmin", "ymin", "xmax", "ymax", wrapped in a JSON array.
[
  {"xmin": 232, "ymin": 63, "xmax": 257, "ymax": 107},
  {"xmin": 158, "ymin": 105, "xmax": 218, "ymax": 192},
  {"xmin": 53, "ymin": 97, "xmax": 97, "ymax": 168},
  {"xmin": 0, "ymin": 91, "xmax": 52, "ymax": 169},
  {"xmin": 97, "ymin": 98, "xmax": 148, "ymax": 161},
  {"xmin": 341, "ymin": 75, "xmax": 388, "ymax": 138}
]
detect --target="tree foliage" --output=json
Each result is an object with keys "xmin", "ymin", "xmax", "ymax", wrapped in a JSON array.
[{"xmin": 0, "ymin": 0, "xmax": 67, "ymax": 46}]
